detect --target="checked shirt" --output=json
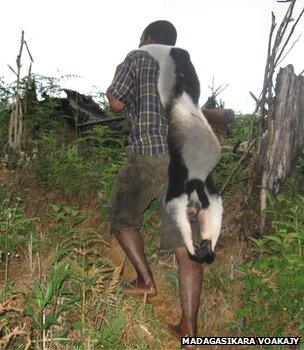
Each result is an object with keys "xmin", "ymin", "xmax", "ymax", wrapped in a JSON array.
[{"xmin": 107, "ymin": 50, "xmax": 169, "ymax": 156}]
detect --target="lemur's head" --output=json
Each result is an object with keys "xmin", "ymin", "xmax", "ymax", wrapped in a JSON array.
[{"xmin": 139, "ymin": 20, "xmax": 177, "ymax": 48}]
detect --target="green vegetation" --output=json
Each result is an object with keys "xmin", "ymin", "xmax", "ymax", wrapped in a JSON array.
[
  {"xmin": 0, "ymin": 75, "xmax": 303, "ymax": 349},
  {"xmin": 235, "ymin": 191, "xmax": 304, "ymax": 338}
]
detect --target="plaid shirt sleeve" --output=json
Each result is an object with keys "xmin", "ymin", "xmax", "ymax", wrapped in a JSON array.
[{"xmin": 107, "ymin": 52, "xmax": 136, "ymax": 104}]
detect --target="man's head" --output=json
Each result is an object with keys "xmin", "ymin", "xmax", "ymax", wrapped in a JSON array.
[{"xmin": 139, "ymin": 20, "xmax": 177, "ymax": 47}]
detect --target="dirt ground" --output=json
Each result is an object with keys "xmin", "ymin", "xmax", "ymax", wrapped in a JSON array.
[{"xmin": 0, "ymin": 165, "xmax": 252, "ymax": 350}]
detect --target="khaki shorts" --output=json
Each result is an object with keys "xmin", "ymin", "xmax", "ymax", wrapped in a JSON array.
[{"xmin": 108, "ymin": 150, "xmax": 186, "ymax": 251}]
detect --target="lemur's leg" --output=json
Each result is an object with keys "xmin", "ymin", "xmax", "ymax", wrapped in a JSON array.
[
  {"xmin": 196, "ymin": 192, "xmax": 223, "ymax": 262},
  {"xmin": 166, "ymin": 150, "xmax": 196, "ymax": 255},
  {"xmin": 166, "ymin": 194, "xmax": 195, "ymax": 255},
  {"xmin": 186, "ymin": 178, "xmax": 217, "ymax": 263},
  {"xmin": 196, "ymin": 175, "xmax": 222, "ymax": 246},
  {"xmin": 196, "ymin": 208, "xmax": 214, "ymax": 263},
  {"xmin": 205, "ymin": 193, "xmax": 223, "ymax": 250}
]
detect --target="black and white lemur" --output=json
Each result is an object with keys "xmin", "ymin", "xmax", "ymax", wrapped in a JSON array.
[{"xmin": 140, "ymin": 44, "xmax": 223, "ymax": 263}]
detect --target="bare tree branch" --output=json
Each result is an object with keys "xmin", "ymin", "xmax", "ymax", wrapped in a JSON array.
[
  {"xmin": 24, "ymin": 40, "xmax": 34, "ymax": 63},
  {"xmin": 275, "ymin": 5, "xmax": 304, "ymax": 65},
  {"xmin": 277, "ymin": 33, "xmax": 302, "ymax": 65},
  {"xmin": 7, "ymin": 64, "xmax": 18, "ymax": 76}
]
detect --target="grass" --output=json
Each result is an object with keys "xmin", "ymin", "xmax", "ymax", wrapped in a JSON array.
[
  {"xmin": 0, "ymin": 88, "xmax": 170, "ymax": 348},
  {"xmin": 229, "ymin": 155, "xmax": 304, "ymax": 344},
  {"xmin": 1, "ymin": 77, "xmax": 304, "ymax": 348}
]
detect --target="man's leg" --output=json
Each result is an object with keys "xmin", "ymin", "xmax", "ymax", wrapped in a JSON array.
[
  {"xmin": 115, "ymin": 228, "xmax": 157, "ymax": 295},
  {"xmin": 175, "ymin": 246, "xmax": 203, "ymax": 336}
]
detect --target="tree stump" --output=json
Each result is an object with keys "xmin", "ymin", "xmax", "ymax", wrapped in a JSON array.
[{"xmin": 257, "ymin": 65, "xmax": 304, "ymax": 195}]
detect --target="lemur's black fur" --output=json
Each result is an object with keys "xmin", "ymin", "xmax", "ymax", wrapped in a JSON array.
[
  {"xmin": 140, "ymin": 44, "xmax": 222, "ymax": 263},
  {"xmin": 166, "ymin": 48, "xmax": 218, "ymax": 214}
]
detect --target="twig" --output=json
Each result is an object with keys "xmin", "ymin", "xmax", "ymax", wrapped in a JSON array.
[
  {"xmin": 277, "ymin": 33, "xmax": 302, "ymax": 65},
  {"xmin": 7, "ymin": 65, "xmax": 18, "ymax": 76},
  {"xmin": 275, "ymin": 6, "xmax": 304, "ymax": 66},
  {"xmin": 249, "ymin": 91, "xmax": 259, "ymax": 104},
  {"xmin": 24, "ymin": 40, "xmax": 34, "ymax": 63},
  {"xmin": 220, "ymin": 141, "xmax": 255, "ymax": 195}
]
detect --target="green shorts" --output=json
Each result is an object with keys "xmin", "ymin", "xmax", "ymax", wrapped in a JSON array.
[{"xmin": 108, "ymin": 150, "xmax": 185, "ymax": 251}]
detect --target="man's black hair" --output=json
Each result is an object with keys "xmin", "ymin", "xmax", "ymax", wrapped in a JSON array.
[{"xmin": 143, "ymin": 20, "xmax": 177, "ymax": 45}]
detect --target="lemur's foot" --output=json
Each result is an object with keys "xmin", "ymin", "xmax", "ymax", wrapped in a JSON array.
[{"xmin": 191, "ymin": 239, "xmax": 215, "ymax": 264}]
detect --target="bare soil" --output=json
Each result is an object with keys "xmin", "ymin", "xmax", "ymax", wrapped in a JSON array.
[{"xmin": 0, "ymin": 165, "xmax": 251, "ymax": 350}]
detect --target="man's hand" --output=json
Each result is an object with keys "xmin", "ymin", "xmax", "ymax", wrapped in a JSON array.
[{"xmin": 106, "ymin": 90, "xmax": 125, "ymax": 113}]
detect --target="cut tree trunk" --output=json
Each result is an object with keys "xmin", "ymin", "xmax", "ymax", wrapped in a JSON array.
[{"xmin": 256, "ymin": 65, "xmax": 304, "ymax": 195}]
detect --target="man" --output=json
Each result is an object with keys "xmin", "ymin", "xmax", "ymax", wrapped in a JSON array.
[{"xmin": 106, "ymin": 20, "xmax": 203, "ymax": 341}]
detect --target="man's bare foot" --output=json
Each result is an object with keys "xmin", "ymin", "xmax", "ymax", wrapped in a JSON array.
[
  {"xmin": 167, "ymin": 323, "xmax": 197, "ymax": 349},
  {"xmin": 121, "ymin": 279, "xmax": 157, "ymax": 297}
]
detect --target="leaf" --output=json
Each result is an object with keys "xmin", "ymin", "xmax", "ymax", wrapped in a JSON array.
[
  {"xmin": 43, "ymin": 314, "xmax": 59, "ymax": 330},
  {"xmin": 71, "ymin": 214, "xmax": 86, "ymax": 226},
  {"xmin": 34, "ymin": 281, "xmax": 43, "ymax": 302},
  {"xmin": 51, "ymin": 203, "xmax": 62, "ymax": 213},
  {"xmin": 265, "ymin": 236, "xmax": 283, "ymax": 245},
  {"xmin": 44, "ymin": 281, "xmax": 54, "ymax": 303},
  {"xmin": 249, "ymin": 237, "xmax": 263, "ymax": 246},
  {"xmin": 24, "ymin": 307, "xmax": 34, "ymax": 316}
]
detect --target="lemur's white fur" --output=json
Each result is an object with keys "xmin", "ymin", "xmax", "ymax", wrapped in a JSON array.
[
  {"xmin": 140, "ymin": 44, "xmax": 223, "ymax": 259},
  {"xmin": 166, "ymin": 194, "xmax": 195, "ymax": 255}
]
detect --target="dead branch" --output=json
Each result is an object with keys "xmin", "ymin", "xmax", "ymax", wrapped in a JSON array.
[
  {"xmin": 24, "ymin": 40, "xmax": 34, "ymax": 63},
  {"xmin": 249, "ymin": 91, "xmax": 259, "ymax": 104},
  {"xmin": 8, "ymin": 31, "xmax": 34, "ymax": 151},
  {"xmin": 7, "ymin": 65, "xmax": 18, "ymax": 76},
  {"xmin": 275, "ymin": 6, "xmax": 304, "ymax": 65},
  {"xmin": 277, "ymin": 33, "xmax": 302, "ymax": 65}
]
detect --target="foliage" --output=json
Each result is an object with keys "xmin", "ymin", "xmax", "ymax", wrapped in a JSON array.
[
  {"xmin": 0, "ymin": 192, "xmax": 39, "ymax": 286},
  {"xmin": 235, "ymin": 192, "xmax": 304, "ymax": 338},
  {"xmin": 204, "ymin": 261, "xmax": 231, "ymax": 293},
  {"xmin": 26, "ymin": 263, "xmax": 76, "ymax": 333},
  {"xmin": 214, "ymin": 114, "xmax": 256, "ymax": 196},
  {"xmin": 2, "ymin": 69, "xmax": 304, "ymax": 348},
  {"xmin": 31, "ymin": 125, "xmax": 125, "ymax": 205}
]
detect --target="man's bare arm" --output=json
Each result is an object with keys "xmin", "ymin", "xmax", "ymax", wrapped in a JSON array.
[
  {"xmin": 106, "ymin": 62, "xmax": 126, "ymax": 113},
  {"xmin": 106, "ymin": 90, "xmax": 125, "ymax": 113}
]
